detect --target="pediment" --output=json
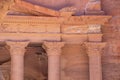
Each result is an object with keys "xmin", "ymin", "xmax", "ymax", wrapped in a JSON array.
[
  {"xmin": 10, "ymin": 0, "xmax": 60, "ymax": 16},
  {"xmin": 0, "ymin": 0, "xmax": 68, "ymax": 18}
]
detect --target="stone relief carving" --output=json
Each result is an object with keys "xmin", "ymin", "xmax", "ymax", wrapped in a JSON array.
[
  {"xmin": 88, "ymin": 24, "xmax": 101, "ymax": 33},
  {"xmin": 62, "ymin": 24, "xmax": 101, "ymax": 34},
  {"xmin": 0, "ymin": 23, "xmax": 101, "ymax": 34},
  {"xmin": 43, "ymin": 42, "xmax": 64, "ymax": 56},
  {"xmin": 84, "ymin": 42, "xmax": 106, "ymax": 56}
]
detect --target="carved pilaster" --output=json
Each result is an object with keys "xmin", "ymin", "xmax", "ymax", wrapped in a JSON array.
[{"xmin": 43, "ymin": 42, "xmax": 65, "ymax": 56}]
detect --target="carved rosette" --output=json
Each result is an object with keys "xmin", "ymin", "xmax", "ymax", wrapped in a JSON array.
[
  {"xmin": 6, "ymin": 41, "xmax": 29, "ymax": 56},
  {"xmin": 88, "ymin": 24, "xmax": 101, "ymax": 33},
  {"xmin": 84, "ymin": 42, "xmax": 106, "ymax": 56},
  {"xmin": 43, "ymin": 42, "xmax": 64, "ymax": 56}
]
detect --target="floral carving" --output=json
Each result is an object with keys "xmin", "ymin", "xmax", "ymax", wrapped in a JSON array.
[
  {"xmin": 84, "ymin": 42, "xmax": 106, "ymax": 56},
  {"xmin": 43, "ymin": 42, "xmax": 64, "ymax": 56},
  {"xmin": 6, "ymin": 40, "xmax": 29, "ymax": 56}
]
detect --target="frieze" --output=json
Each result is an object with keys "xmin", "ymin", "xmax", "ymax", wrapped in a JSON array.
[
  {"xmin": 0, "ymin": 23, "xmax": 101, "ymax": 34},
  {"xmin": 62, "ymin": 25, "xmax": 88, "ymax": 34},
  {"xmin": 0, "ymin": 23, "xmax": 60, "ymax": 33},
  {"xmin": 62, "ymin": 24, "xmax": 101, "ymax": 34}
]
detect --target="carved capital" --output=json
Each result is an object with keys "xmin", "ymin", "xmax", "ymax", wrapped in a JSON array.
[
  {"xmin": 43, "ymin": 42, "xmax": 64, "ymax": 56},
  {"xmin": 84, "ymin": 42, "xmax": 106, "ymax": 56},
  {"xmin": 6, "ymin": 40, "xmax": 29, "ymax": 56}
]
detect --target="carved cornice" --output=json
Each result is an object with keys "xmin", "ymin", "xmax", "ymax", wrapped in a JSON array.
[
  {"xmin": 84, "ymin": 42, "xmax": 106, "ymax": 56},
  {"xmin": 6, "ymin": 40, "xmax": 29, "ymax": 56},
  {"xmin": 0, "ymin": 15, "xmax": 111, "ymax": 25},
  {"xmin": 43, "ymin": 42, "xmax": 64, "ymax": 56}
]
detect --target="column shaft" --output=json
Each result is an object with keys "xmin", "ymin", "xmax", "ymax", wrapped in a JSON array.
[
  {"xmin": 43, "ymin": 42, "xmax": 64, "ymax": 80},
  {"xmin": 6, "ymin": 41, "xmax": 29, "ymax": 80},
  {"xmin": 11, "ymin": 55, "xmax": 24, "ymax": 80},
  {"xmin": 89, "ymin": 55, "xmax": 102, "ymax": 80},
  {"xmin": 48, "ymin": 55, "xmax": 60, "ymax": 80}
]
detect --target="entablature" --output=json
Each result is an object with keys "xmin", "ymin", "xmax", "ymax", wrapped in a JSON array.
[{"xmin": 0, "ymin": 15, "xmax": 111, "ymax": 44}]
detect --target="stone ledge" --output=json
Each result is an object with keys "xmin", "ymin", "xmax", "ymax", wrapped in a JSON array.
[{"xmin": 1, "ymin": 15, "xmax": 111, "ymax": 25}]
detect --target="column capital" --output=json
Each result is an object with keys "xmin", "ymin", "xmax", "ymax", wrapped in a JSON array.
[
  {"xmin": 84, "ymin": 42, "xmax": 106, "ymax": 56},
  {"xmin": 43, "ymin": 41, "xmax": 65, "ymax": 56},
  {"xmin": 6, "ymin": 40, "xmax": 29, "ymax": 56}
]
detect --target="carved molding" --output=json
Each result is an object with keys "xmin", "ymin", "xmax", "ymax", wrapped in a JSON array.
[
  {"xmin": 6, "ymin": 40, "xmax": 29, "ymax": 56},
  {"xmin": 62, "ymin": 24, "xmax": 101, "ymax": 34},
  {"xmin": 0, "ymin": 15, "xmax": 111, "ymax": 25},
  {"xmin": 0, "ymin": 23, "xmax": 60, "ymax": 33},
  {"xmin": 43, "ymin": 42, "xmax": 64, "ymax": 56},
  {"xmin": 84, "ymin": 42, "xmax": 106, "ymax": 56}
]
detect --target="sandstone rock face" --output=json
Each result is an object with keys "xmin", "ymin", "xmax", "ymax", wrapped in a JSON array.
[
  {"xmin": 25, "ymin": 0, "xmax": 89, "ymax": 15},
  {"xmin": 61, "ymin": 44, "xmax": 89, "ymax": 80},
  {"xmin": 101, "ymin": 0, "xmax": 120, "ymax": 80}
]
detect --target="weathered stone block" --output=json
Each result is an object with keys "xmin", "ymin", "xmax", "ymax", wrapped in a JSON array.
[
  {"xmin": 88, "ymin": 34, "xmax": 103, "ymax": 42},
  {"xmin": 46, "ymin": 24, "xmax": 60, "ymax": 33},
  {"xmin": 62, "ymin": 25, "xmax": 88, "ymax": 34}
]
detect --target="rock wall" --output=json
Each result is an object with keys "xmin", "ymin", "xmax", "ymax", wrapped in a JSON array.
[
  {"xmin": 101, "ymin": 0, "xmax": 120, "ymax": 80},
  {"xmin": 61, "ymin": 44, "xmax": 89, "ymax": 80}
]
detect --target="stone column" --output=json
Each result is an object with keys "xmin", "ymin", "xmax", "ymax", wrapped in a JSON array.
[
  {"xmin": 6, "ymin": 41, "xmax": 29, "ymax": 80},
  {"xmin": 85, "ymin": 42, "xmax": 106, "ymax": 80},
  {"xmin": 43, "ymin": 42, "xmax": 64, "ymax": 80}
]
